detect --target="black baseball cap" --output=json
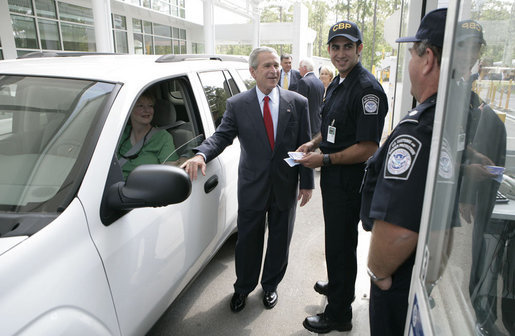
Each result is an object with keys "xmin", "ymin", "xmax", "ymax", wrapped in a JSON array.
[
  {"xmin": 327, "ymin": 20, "xmax": 363, "ymax": 44},
  {"xmin": 396, "ymin": 8, "xmax": 447, "ymax": 47},
  {"xmin": 456, "ymin": 19, "xmax": 486, "ymax": 45}
]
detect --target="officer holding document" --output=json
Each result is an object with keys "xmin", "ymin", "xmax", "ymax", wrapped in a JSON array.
[{"xmin": 296, "ymin": 20, "xmax": 388, "ymax": 333}]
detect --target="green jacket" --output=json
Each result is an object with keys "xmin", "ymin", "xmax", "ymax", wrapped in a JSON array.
[{"xmin": 118, "ymin": 126, "xmax": 179, "ymax": 178}]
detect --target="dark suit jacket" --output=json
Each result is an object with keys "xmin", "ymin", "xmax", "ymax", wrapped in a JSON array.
[
  {"xmin": 195, "ymin": 86, "xmax": 314, "ymax": 211},
  {"xmin": 279, "ymin": 69, "xmax": 302, "ymax": 92},
  {"xmin": 297, "ymin": 72, "xmax": 325, "ymax": 136}
]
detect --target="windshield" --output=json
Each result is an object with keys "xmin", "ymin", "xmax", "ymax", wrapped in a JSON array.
[{"xmin": 0, "ymin": 75, "xmax": 116, "ymax": 213}]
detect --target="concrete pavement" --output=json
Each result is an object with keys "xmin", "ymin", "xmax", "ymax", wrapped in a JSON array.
[{"xmin": 148, "ymin": 171, "xmax": 372, "ymax": 335}]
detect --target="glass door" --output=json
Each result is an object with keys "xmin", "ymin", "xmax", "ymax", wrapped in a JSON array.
[{"xmin": 410, "ymin": 0, "xmax": 515, "ymax": 335}]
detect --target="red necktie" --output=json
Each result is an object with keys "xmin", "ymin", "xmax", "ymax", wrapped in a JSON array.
[{"xmin": 263, "ymin": 96, "xmax": 274, "ymax": 149}]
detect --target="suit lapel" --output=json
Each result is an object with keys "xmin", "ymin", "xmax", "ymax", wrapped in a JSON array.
[{"xmin": 275, "ymin": 87, "xmax": 292, "ymax": 150}]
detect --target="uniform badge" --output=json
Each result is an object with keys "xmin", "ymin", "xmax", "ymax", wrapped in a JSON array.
[
  {"xmin": 362, "ymin": 94, "xmax": 379, "ymax": 115},
  {"xmin": 385, "ymin": 134, "xmax": 421, "ymax": 180},
  {"xmin": 438, "ymin": 137, "xmax": 454, "ymax": 180}
]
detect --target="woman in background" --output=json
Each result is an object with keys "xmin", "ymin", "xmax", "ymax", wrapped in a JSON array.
[{"xmin": 319, "ymin": 65, "xmax": 335, "ymax": 98}]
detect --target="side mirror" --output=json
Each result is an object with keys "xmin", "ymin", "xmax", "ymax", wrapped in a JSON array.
[{"xmin": 101, "ymin": 164, "xmax": 191, "ymax": 225}]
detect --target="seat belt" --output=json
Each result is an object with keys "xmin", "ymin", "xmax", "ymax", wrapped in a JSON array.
[{"xmin": 118, "ymin": 127, "xmax": 159, "ymax": 168}]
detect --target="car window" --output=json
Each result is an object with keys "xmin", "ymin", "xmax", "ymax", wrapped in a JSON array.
[
  {"xmin": 198, "ymin": 71, "xmax": 233, "ymax": 128},
  {"xmin": 224, "ymin": 70, "xmax": 240, "ymax": 95},
  {"xmin": 0, "ymin": 112, "xmax": 13, "ymax": 137},
  {"xmin": 115, "ymin": 76, "xmax": 206, "ymax": 180},
  {"xmin": 237, "ymin": 69, "xmax": 256, "ymax": 90},
  {"xmin": 0, "ymin": 75, "xmax": 116, "ymax": 211}
]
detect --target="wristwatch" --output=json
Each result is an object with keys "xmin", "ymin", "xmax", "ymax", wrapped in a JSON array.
[
  {"xmin": 367, "ymin": 267, "xmax": 388, "ymax": 282},
  {"xmin": 322, "ymin": 154, "xmax": 332, "ymax": 166}
]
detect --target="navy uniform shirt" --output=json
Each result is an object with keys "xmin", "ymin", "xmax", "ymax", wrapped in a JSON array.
[
  {"xmin": 320, "ymin": 62, "xmax": 388, "ymax": 160},
  {"xmin": 360, "ymin": 94, "xmax": 437, "ymax": 233}
]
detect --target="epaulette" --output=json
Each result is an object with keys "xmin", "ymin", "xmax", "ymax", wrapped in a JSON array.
[{"xmin": 398, "ymin": 109, "xmax": 422, "ymax": 125}]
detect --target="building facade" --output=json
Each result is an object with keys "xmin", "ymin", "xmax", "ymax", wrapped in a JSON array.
[{"xmin": 0, "ymin": 0, "xmax": 315, "ymax": 64}]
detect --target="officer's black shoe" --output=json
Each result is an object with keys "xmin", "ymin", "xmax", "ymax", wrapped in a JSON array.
[
  {"xmin": 230, "ymin": 292, "xmax": 247, "ymax": 312},
  {"xmin": 263, "ymin": 290, "xmax": 278, "ymax": 309},
  {"xmin": 303, "ymin": 313, "xmax": 352, "ymax": 334},
  {"xmin": 314, "ymin": 280, "xmax": 328, "ymax": 296}
]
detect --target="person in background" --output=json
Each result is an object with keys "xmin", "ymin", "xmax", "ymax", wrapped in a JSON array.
[
  {"xmin": 319, "ymin": 65, "xmax": 335, "ymax": 98},
  {"xmin": 181, "ymin": 46, "xmax": 314, "ymax": 313},
  {"xmin": 278, "ymin": 53, "xmax": 302, "ymax": 91},
  {"xmin": 360, "ymin": 8, "xmax": 447, "ymax": 336},
  {"xmin": 297, "ymin": 20, "xmax": 388, "ymax": 334},
  {"xmin": 298, "ymin": 58, "xmax": 325, "ymax": 138},
  {"xmin": 117, "ymin": 90, "xmax": 179, "ymax": 179}
]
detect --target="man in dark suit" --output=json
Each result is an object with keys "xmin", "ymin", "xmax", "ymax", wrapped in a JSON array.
[
  {"xmin": 278, "ymin": 54, "xmax": 302, "ymax": 91},
  {"xmin": 298, "ymin": 58, "xmax": 325, "ymax": 137},
  {"xmin": 181, "ymin": 47, "xmax": 314, "ymax": 313}
]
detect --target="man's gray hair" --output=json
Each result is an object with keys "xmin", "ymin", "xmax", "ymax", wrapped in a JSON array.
[
  {"xmin": 249, "ymin": 46, "xmax": 279, "ymax": 69},
  {"xmin": 299, "ymin": 58, "xmax": 315, "ymax": 72},
  {"xmin": 413, "ymin": 39, "xmax": 443, "ymax": 65}
]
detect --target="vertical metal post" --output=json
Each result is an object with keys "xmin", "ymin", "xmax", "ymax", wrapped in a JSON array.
[{"xmin": 505, "ymin": 80, "xmax": 512, "ymax": 110}]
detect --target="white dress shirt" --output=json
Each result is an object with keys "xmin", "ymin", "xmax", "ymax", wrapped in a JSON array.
[{"xmin": 256, "ymin": 86, "xmax": 279, "ymax": 139}]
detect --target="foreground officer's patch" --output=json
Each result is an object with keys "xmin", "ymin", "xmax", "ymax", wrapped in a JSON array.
[
  {"xmin": 385, "ymin": 134, "xmax": 421, "ymax": 180},
  {"xmin": 362, "ymin": 94, "xmax": 379, "ymax": 115}
]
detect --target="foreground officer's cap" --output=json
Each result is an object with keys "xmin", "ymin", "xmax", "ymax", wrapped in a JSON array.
[
  {"xmin": 396, "ymin": 8, "xmax": 447, "ymax": 48},
  {"xmin": 457, "ymin": 19, "xmax": 486, "ymax": 46},
  {"xmin": 327, "ymin": 20, "xmax": 363, "ymax": 44}
]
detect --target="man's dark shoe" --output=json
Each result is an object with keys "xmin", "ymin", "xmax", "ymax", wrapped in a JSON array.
[
  {"xmin": 314, "ymin": 280, "xmax": 328, "ymax": 296},
  {"xmin": 303, "ymin": 313, "xmax": 352, "ymax": 333},
  {"xmin": 263, "ymin": 290, "xmax": 278, "ymax": 309},
  {"xmin": 230, "ymin": 292, "xmax": 247, "ymax": 312}
]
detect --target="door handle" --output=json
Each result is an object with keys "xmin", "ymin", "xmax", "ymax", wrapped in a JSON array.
[{"xmin": 204, "ymin": 175, "xmax": 219, "ymax": 193}]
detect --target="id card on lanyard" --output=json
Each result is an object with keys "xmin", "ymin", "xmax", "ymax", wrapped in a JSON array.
[{"xmin": 327, "ymin": 119, "xmax": 336, "ymax": 143}]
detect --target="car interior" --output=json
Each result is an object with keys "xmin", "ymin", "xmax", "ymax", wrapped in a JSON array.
[{"xmin": 145, "ymin": 77, "xmax": 203, "ymax": 159}]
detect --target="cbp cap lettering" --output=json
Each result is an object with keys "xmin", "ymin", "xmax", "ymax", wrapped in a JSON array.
[
  {"xmin": 396, "ymin": 8, "xmax": 447, "ymax": 48},
  {"xmin": 457, "ymin": 19, "xmax": 486, "ymax": 45},
  {"xmin": 327, "ymin": 20, "xmax": 363, "ymax": 44}
]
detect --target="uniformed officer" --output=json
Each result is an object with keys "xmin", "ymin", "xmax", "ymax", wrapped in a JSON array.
[
  {"xmin": 297, "ymin": 20, "xmax": 388, "ymax": 333},
  {"xmin": 360, "ymin": 8, "xmax": 447, "ymax": 336}
]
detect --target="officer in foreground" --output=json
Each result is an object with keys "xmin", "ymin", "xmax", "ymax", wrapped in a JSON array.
[
  {"xmin": 297, "ymin": 20, "xmax": 388, "ymax": 333},
  {"xmin": 360, "ymin": 8, "xmax": 447, "ymax": 336}
]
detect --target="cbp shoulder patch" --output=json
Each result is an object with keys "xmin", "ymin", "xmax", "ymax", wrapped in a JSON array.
[
  {"xmin": 384, "ymin": 134, "xmax": 422, "ymax": 180},
  {"xmin": 362, "ymin": 94, "xmax": 379, "ymax": 115}
]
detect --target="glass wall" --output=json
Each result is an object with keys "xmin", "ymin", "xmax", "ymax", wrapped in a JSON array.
[
  {"xmin": 120, "ymin": 0, "xmax": 185, "ymax": 19},
  {"xmin": 7, "ymin": 0, "xmax": 188, "ymax": 57},
  {"xmin": 8, "ymin": 0, "xmax": 96, "ymax": 56},
  {"xmin": 132, "ymin": 18, "xmax": 186, "ymax": 55},
  {"xmin": 417, "ymin": 1, "xmax": 515, "ymax": 335},
  {"xmin": 112, "ymin": 14, "xmax": 128, "ymax": 54},
  {"xmin": 192, "ymin": 42, "xmax": 204, "ymax": 54}
]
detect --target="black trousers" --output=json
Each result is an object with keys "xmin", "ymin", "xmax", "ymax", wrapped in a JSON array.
[
  {"xmin": 233, "ymin": 193, "xmax": 296, "ymax": 294},
  {"xmin": 369, "ymin": 257, "xmax": 414, "ymax": 336},
  {"xmin": 320, "ymin": 165, "xmax": 361, "ymax": 321}
]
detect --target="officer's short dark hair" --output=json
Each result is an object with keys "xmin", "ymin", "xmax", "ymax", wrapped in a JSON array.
[{"xmin": 412, "ymin": 39, "xmax": 443, "ymax": 65}]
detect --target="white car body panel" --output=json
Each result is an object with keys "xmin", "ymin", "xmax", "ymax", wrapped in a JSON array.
[
  {"xmin": 0, "ymin": 236, "xmax": 26, "ymax": 255},
  {"xmin": 0, "ymin": 54, "xmax": 245, "ymax": 335},
  {"xmin": 0, "ymin": 200, "xmax": 119, "ymax": 336}
]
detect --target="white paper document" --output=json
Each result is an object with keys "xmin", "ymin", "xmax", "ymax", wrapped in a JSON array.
[{"xmin": 284, "ymin": 151, "xmax": 305, "ymax": 167}]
